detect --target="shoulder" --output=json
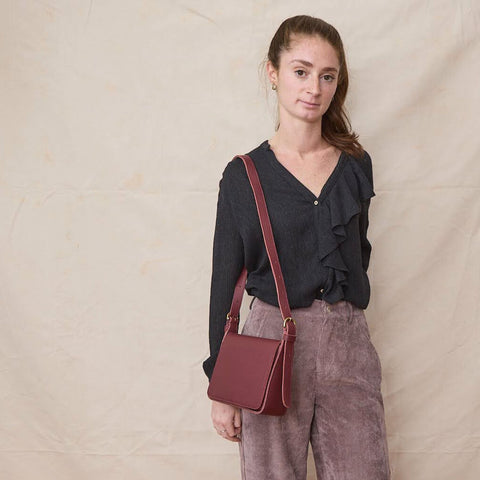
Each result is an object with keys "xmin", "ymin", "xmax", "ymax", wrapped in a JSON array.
[
  {"xmin": 345, "ymin": 148, "xmax": 373, "ymax": 186},
  {"xmin": 219, "ymin": 141, "xmax": 268, "ymax": 186},
  {"xmin": 219, "ymin": 156, "xmax": 248, "ymax": 193},
  {"xmin": 359, "ymin": 149, "xmax": 373, "ymax": 184}
]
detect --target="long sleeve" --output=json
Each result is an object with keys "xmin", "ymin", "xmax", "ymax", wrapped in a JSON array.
[
  {"xmin": 359, "ymin": 151, "xmax": 374, "ymax": 272},
  {"xmin": 359, "ymin": 198, "xmax": 372, "ymax": 271},
  {"xmin": 202, "ymin": 167, "xmax": 245, "ymax": 381}
]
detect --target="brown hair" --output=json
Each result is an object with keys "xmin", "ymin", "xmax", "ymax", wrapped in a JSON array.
[{"xmin": 261, "ymin": 15, "xmax": 365, "ymax": 159}]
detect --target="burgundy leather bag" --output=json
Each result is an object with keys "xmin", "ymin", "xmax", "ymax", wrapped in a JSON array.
[{"xmin": 207, "ymin": 154, "xmax": 296, "ymax": 416}]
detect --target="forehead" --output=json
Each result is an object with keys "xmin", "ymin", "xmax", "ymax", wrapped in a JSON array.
[{"xmin": 281, "ymin": 35, "xmax": 339, "ymax": 68}]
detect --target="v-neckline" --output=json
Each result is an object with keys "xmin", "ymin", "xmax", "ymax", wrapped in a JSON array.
[{"xmin": 263, "ymin": 140, "xmax": 346, "ymax": 203}]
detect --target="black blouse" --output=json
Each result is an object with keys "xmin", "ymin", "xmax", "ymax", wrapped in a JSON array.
[{"xmin": 203, "ymin": 140, "xmax": 376, "ymax": 380}]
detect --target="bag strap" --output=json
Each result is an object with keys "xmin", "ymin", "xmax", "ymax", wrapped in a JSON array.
[
  {"xmin": 225, "ymin": 155, "xmax": 295, "ymax": 409},
  {"xmin": 227, "ymin": 154, "xmax": 294, "ymax": 326}
]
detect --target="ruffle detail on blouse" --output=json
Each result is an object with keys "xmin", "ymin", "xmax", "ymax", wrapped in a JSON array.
[{"xmin": 317, "ymin": 158, "xmax": 376, "ymax": 301}]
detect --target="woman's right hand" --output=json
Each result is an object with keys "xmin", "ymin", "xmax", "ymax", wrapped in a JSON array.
[{"xmin": 211, "ymin": 400, "xmax": 242, "ymax": 442}]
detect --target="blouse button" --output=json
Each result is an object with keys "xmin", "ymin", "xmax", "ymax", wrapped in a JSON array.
[{"xmin": 313, "ymin": 200, "xmax": 319, "ymax": 205}]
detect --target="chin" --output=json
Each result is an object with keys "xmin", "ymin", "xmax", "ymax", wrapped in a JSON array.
[{"xmin": 300, "ymin": 112, "xmax": 324, "ymax": 121}]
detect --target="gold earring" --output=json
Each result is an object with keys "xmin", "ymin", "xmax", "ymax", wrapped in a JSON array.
[{"xmin": 272, "ymin": 84, "xmax": 277, "ymax": 91}]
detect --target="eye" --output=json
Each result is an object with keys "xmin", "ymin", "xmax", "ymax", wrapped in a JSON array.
[
  {"xmin": 323, "ymin": 74, "xmax": 336, "ymax": 82},
  {"xmin": 294, "ymin": 69, "xmax": 306, "ymax": 77}
]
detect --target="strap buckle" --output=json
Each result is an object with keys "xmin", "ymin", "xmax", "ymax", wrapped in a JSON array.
[{"xmin": 283, "ymin": 317, "xmax": 296, "ymax": 327}]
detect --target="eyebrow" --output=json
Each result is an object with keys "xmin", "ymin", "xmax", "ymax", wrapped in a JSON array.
[{"xmin": 289, "ymin": 59, "xmax": 338, "ymax": 72}]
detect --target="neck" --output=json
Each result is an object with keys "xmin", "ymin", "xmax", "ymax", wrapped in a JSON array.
[{"xmin": 269, "ymin": 116, "xmax": 329, "ymax": 156}]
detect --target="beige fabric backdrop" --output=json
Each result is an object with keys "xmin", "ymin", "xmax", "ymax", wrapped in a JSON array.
[{"xmin": 1, "ymin": 1, "xmax": 479, "ymax": 479}]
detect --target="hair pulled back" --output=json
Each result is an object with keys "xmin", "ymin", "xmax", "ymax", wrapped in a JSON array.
[{"xmin": 265, "ymin": 15, "xmax": 364, "ymax": 159}]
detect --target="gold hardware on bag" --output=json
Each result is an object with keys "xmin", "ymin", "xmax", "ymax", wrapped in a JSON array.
[{"xmin": 283, "ymin": 317, "xmax": 296, "ymax": 327}]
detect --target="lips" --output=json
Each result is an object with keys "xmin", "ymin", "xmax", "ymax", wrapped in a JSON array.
[{"xmin": 301, "ymin": 100, "xmax": 320, "ymax": 106}]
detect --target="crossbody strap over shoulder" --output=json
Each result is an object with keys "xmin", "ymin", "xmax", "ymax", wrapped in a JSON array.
[{"xmin": 227, "ymin": 155, "xmax": 295, "ymax": 330}]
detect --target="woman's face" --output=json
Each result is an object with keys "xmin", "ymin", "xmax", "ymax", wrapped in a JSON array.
[{"xmin": 267, "ymin": 35, "xmax": 340, "ymax": 125}]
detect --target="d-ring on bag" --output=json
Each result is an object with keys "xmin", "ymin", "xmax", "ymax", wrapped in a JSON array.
[{"xmin": 207, "ymin": 154, "xmax": 296, "ymax": 416}]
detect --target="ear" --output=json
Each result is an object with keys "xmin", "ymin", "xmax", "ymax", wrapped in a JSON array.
[{"xmin": 266, "ymin": 60, "xmax": 278, "ymax": 85}]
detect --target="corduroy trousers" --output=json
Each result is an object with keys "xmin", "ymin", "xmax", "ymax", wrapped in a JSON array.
[{"xmin": 238, "ymin": 297, "xmax": 391, "ymax": 480}]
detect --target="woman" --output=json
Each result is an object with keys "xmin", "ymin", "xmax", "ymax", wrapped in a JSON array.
[{"xmin": 203, "ymin": 15, "xmax": 391, "ymax": 480}]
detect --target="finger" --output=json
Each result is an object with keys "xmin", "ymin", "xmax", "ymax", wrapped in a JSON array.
[
  {"xmin": 233, "ymin": 408, "xmax": 242, "ymax": 429},
  {"xmin": 217, "ymin": 421, "xmax": 239, "ymax": 442},
  {"xmin": 224, "ymin": 420, "xmax": 236, "ymax": 438},
  {"xmin": 214, "ymin": 426, "xmax": 233, "ymax": 439},
  {"xmin": 221, "ymin": 431, "xmax": 240, "ymax": 443}
]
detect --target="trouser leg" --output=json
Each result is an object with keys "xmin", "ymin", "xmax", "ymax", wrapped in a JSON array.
[
  {"xmin": 238, "ymin": 298, "xmax": 317, "ymax": 480},
  {"xmin": 310, "ymin": 306, "xmax": 391, "ymax": 480}
]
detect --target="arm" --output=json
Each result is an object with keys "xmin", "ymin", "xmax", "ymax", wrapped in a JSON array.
[
  {"xmin": 359, "ymin": 197, "xmax": 372, "ymax": 271},
  {"xmin": 203, "ymin": 164, "xmax": 245, "ymax": 442},
  {"xmin": 359, "ymin": 151, "xmax": 374, "ymax": 272},
  {"xmin": 202, "ymin": 165, "xmax": 245, "ymax": 380}
]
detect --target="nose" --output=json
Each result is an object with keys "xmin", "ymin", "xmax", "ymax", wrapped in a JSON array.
[{"xmin": 307, "ymin": 76, "xmax": 321, "ymax": 95}]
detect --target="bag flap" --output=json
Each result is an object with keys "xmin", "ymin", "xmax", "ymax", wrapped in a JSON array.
[{"xmin": 207, "ymin": 332, "xmax": 281, "ymax": 410}]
